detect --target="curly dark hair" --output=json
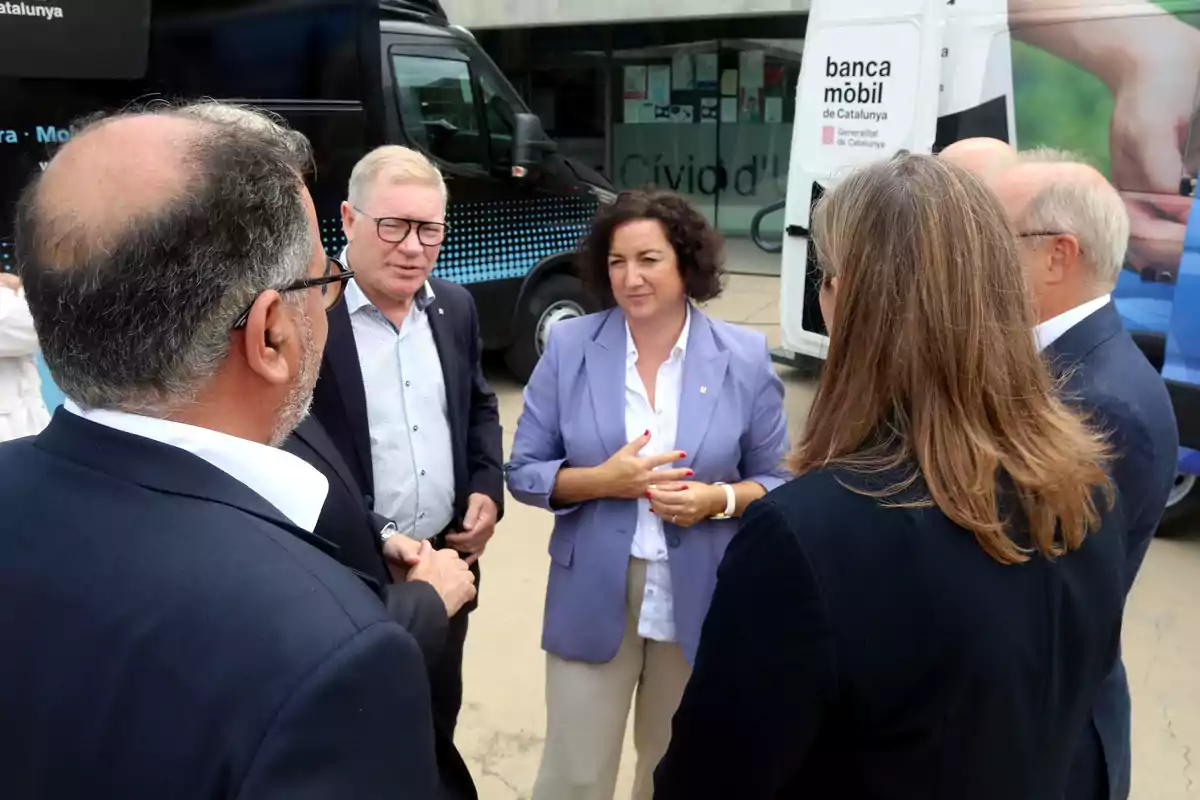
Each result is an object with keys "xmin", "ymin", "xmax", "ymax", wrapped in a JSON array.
[{"xmin": 578, "ymin": 187, "xmax": 726, "ymax": 306}]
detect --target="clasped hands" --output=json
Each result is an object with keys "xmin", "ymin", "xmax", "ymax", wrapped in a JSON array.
[{"xmin": 597, "ymin": 430, "xmax": 727, "ymax": 528}]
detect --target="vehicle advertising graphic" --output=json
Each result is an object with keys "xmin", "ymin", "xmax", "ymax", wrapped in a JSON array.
[{"xmin": 0, "ymin": 0, "xmax": 150, "ymax": 79}]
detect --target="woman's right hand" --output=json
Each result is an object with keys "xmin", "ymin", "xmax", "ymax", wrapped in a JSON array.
[{"xmin": 597, "ymin": 430, "xmax": 692, "ymax": 500}]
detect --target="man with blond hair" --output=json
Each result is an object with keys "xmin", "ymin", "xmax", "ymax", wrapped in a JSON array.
[
  {"xmin": 312, "ymin": 145, "xmax": 504, "ymax": 741},
  {"xmin": 989, "ymin": 148, "xmax": 1178, "ymax": 800}
]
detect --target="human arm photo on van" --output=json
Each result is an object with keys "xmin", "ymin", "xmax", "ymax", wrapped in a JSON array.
[{"xmin": 1009, "ymin": 0, "xmax": 1200, "ymax": 275}]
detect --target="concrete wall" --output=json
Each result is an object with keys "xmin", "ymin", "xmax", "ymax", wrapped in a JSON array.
[{"xmin": 441, "ymin": 0, "xmax": 811, "ymax": 29}]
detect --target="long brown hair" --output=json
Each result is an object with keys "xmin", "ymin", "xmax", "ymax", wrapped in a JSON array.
[{"xmin": 795, "ymin": 152, "xmax": 1113, "ymax": 564}]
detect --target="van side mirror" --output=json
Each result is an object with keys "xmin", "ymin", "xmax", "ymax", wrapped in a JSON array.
[{"xmin": 512, "ymin": 112, "xmax": 556, "ymax": 176}]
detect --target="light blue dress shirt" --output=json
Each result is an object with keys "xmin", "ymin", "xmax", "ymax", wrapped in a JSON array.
[{"xmin": 343, "ymin": 277, "xmax": 456, "ymax": 540}]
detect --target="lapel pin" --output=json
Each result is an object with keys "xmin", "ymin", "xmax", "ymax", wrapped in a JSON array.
[
  {"xmin": 700, "ymin": 386, "xmax": 708, "ymax": 394},
  {"xmin": 437, "ymin": 307, "xmax": 444, "ymax": 315}
]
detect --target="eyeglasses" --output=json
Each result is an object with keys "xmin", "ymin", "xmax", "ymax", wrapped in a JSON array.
[
  {"xmin": 232, "ymin": 255, "xmax": 354, "ymax": 329},
  {"xmin": 353, "ymin": 206, "xmax": 447, "ymax": 246},
  {"xmin": 1016, "ymin": 230, "xmax": 1084, "ymax": 255}
]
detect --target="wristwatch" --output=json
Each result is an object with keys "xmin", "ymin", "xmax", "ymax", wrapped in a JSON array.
[
  {"xmin": 710, "ymin": 482, "xmax": 736, "ymax": 520},
  {"xmin": 379, "ymin": 521, "xmax": 400, "ymax": 543}
]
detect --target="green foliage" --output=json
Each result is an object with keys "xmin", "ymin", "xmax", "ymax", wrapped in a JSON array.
[{"xmin": 1011, "ymin": 42, "xmax": 1114, "ymax": 177}]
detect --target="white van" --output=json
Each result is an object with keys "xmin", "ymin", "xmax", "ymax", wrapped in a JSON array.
[{"xmin": 762, "ymin": 0, "xmax": 1200, "ymax": 531}]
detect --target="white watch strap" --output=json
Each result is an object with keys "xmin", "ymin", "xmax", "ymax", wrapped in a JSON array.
[
  {"xmin": 716, "ymin": 482, "xmax": 735, "ymax": 517},
  {"xmin": 379, "ymin": 522, "xmax": 399, "ymax": 542}
]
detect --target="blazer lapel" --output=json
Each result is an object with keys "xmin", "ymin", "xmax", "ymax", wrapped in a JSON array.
[
  {"xmin": 291, "ymin": 417, "xmax": 364, "ymax": 501},
  {"xmin": 425, "ymin": 287, "xmax": 464, "ymax": 461},
  {"xmin": 676, "ymin": 311, "xmax": 729, "ymax": 466},
  {"xmin": 324, "ymin": 301, "xmax": 375, "ymax": 492},
  {"xmin": 585, "ymin": 309, "xmax": 629, "ymax": 457}
]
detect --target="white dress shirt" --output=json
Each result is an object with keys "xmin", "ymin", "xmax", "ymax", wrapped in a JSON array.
[
  {"xmin": 625, "ymin": 307, "xmax": 691, "ymax": 642},
  {"xmin": 0, "ymin": 285, "xmax": 49, "ymax": 443},
  {"xmin": 343, "ymin": 277, "xmax": 456, "ymax": 540},
  {"xmin": 63, "ymin": 400, "xmax": 329, "ymax": 532},
  {"xmin": 1035, "ymin": 294, "xmax": 1111, "ymax": 352}
]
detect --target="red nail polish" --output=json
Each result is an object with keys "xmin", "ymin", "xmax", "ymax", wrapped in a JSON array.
[
  {"xmin": 646, "ymin": 491, "xmax": 653, "ymax": 499},
  {"xmin": 644, "ymin": 429, "xmax": 650, "ymax": 437},
  {"xmin": 686, "ymin": 470, "xmax": 694, "ymax": 477},
  {"xmin": 680, "ymin": 452, "xmax": 687, "ymax": 458}
]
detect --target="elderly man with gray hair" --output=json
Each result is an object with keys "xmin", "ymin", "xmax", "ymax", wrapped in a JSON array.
[
  {"xmin": 0, "ymin": 102, "xmax": 440, "ymax": 799},
  {"xmin": 989, "ymin": 149, "xmax": 1178, "ymax": 800}
]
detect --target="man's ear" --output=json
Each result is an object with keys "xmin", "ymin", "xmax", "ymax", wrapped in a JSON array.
[
  {"xmin": 1044, "ymin": 235, "xmax": 1081, "ymax": 286},
  {"xmin": 340, "ymin": 201, "xmax": 355, "ymax": 243},
  {"xmin": 238, "ymin": 291, "xmax": 294, "ymax": 387}
]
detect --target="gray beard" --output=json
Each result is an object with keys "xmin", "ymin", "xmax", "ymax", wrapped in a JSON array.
[{"xmin": 268, "ymin": 312, "xmax": 320, "ymax": 448}]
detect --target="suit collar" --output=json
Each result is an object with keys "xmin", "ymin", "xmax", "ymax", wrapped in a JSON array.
[
  {"xmin": 324, "ymin": 299, "xmax": 375, "ymax": 492},
  {"xmin": 1044, "ymin": 300, "xmax": 1124, "ymax": 367},
  {"xmin": 33, "ymin": 408, "xmax": 341, "ymax": 559}
]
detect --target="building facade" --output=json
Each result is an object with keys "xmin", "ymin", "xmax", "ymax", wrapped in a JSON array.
[{"xmin": 443, "ymin": 1, "xmax": 811, "ymax": 251}]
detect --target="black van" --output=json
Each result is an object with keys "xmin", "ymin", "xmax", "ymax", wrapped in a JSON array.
[{"xmin": 0, "ymin": 0, "xmax": 612, "ymax": 380}]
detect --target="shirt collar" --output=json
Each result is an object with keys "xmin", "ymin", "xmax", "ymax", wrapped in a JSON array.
[
  {"xmin": 1034, "ymin": 294, "xmax": 1111, "ymax": 352},
  {"xmin": 62, "ymin": 400, "xmax": 329, "ymax": 532},
  {"xmin": 626, "ymin": 304, "xmax": 692, "ymax": 361},
  {"xmin": 340, "ymin": 246, "xmax": 435, "ymax": 315}
]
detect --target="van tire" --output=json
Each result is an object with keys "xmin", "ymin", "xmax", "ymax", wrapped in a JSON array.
[
  {"xmin": 505, "ymin": 273, "xmax": 596, "ymax": 383},
  {"xmin": 1155, "ymin": 473, "xmax": 1200, "ymax": 538}
]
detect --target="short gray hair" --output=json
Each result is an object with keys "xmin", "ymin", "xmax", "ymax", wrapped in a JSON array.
[
  {"xmin": 14, "ymin": 101, "xmax": 314, "ymax": 415},
  {"xmin": 347, "ymin": 144, "xmax": 448, "ymax": 208},
  {"xmin": 1015, "ymin": 147, "xmax": 1130, "ymax": 290}
]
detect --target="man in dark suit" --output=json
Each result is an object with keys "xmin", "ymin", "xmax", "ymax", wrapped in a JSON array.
[
  {"xmin": 283, "ymin": 415, "xmax": 479, "ymax": 799},
  {"xmin": 991, "ymin": 150, "xmax": 1180, "ymax": 800},
  {"xmin": 312, "ymin": 145, "xmax": 504, "ymax": 736},
  {"xmin": 0, "ymin": 103, "xmax": 440, "ymax": 798}
]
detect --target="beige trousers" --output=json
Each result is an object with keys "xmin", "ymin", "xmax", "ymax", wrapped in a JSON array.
[{"xmin": 532, "ymin": 558, "xmax": 693, "ymax": 800}]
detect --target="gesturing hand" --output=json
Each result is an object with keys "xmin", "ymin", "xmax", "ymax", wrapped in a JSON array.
[
  {"xmin": 648, "ymin": 481, "xmax": 724, "ymax": 528},
  {"xmin": 599, "ymin": 430, "xmax": 692, "ymax": 500}
]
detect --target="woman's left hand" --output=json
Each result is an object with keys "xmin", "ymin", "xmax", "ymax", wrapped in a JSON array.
[{"xmin": 647, "ymin": 481, "xmax": 725, "ymax": 528}]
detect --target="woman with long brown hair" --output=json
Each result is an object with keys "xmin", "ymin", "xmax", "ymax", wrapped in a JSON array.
[{"xmin": 654, "ymin": 152, "xmax": 1125, "ymax": 800}]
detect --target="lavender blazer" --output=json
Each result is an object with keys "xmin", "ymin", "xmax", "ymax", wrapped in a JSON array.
[{"xmin": 505, "ymin": 307, "xmax": 790, "ymax": 665}]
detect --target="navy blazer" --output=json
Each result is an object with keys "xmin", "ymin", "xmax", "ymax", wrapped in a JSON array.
[
  {"xmin": 312, "ymin": 276, "xmax": 504, "ymax": 531},
  {"xmin": 1047, "ymin": 302, "xmax": 1179, "ymax": 800},
  {"xmin": 0, "ymin": 409, "xmax": 439, "ymax": 799},
  {"xmin": 656, "ymin": 467, "xmax": 1128, "ymax": 800}
]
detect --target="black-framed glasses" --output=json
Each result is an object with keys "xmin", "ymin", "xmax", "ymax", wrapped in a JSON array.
[
  {"xmin": 353, "ymin": 206, "xmax": 447, "ymax": 246},
  {"xmin": 1017, "ymin": 230, "xmax": 1084, "ymax": 255},
  {"xmin": 232, "ymin": 256, "xmax": 354, "ymax": 330}
]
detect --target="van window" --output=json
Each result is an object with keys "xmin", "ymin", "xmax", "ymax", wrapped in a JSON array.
[
  {"xmin": 391, "ymin": 54, "xmax": 485, "ymax": 168},
  {"xmin": 478, "ymin": 70, "xmax": 515, "ymax": 167}
]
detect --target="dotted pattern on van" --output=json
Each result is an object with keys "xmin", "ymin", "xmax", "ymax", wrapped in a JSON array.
[{"xmin": 319, "ymin": 194, "xmax": 599, "ymax": 285}]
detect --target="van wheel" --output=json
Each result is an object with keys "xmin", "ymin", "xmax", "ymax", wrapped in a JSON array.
[
  {"xmin": 506, "ymin": 273, "xmax": 594, "ymax": 383},
  {"xmin": 1156, "ymin": 473, "xmax": 1200, "ymax": 538}
]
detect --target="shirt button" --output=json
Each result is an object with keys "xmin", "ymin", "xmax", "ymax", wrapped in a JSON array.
[
  {"xmin": 412, "ymin": 425, "xmax": 419, "ymax": 432},
  {"xmin": 419, "ymin": 512, "xmax": 426, "ymax": 519},
  {"xmin": 420, "ymin": 469, "xmax": 426, "ymax": 476},
  {"xmin": 405, "ymin": 380, "xmax": 411, "ymax": 387}
]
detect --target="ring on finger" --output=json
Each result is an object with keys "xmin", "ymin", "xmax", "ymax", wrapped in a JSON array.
[{"xmin": 672, "ymin": 514, "xmax": 678, "ymax": 524}]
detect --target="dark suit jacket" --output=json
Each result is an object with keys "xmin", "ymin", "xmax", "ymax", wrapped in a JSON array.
[
  {"xmin": 655, "ymin": 468, "xmax": 1127, "ymax": 800},
  {"xmin": 1047, "ymin": 302, "xmax": 1179, "ymax": 799},
  {"xmin": 312, "ymin": 276, "xmax": 505, "ymax": 541},
  {"xmin": 283, "ymin": 416, "xmax": 450, "ymax": 668},
  {"xmin": 0, "ymin": 409, "xmax": 438, "ymax": 800},
  {"xmin": 283, "ymin": 416, "xmax": 478, "ymax": 800}
]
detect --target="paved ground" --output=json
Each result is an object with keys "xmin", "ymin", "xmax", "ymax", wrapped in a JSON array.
[{"xmin": 456, "ymin": 274, "xmax": 1200, "ymax": 799}]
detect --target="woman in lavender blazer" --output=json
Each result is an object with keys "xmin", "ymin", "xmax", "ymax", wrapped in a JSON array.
[{"xmin": 505, "ymin": 189, "xmax": 790, "ymax": 800}]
